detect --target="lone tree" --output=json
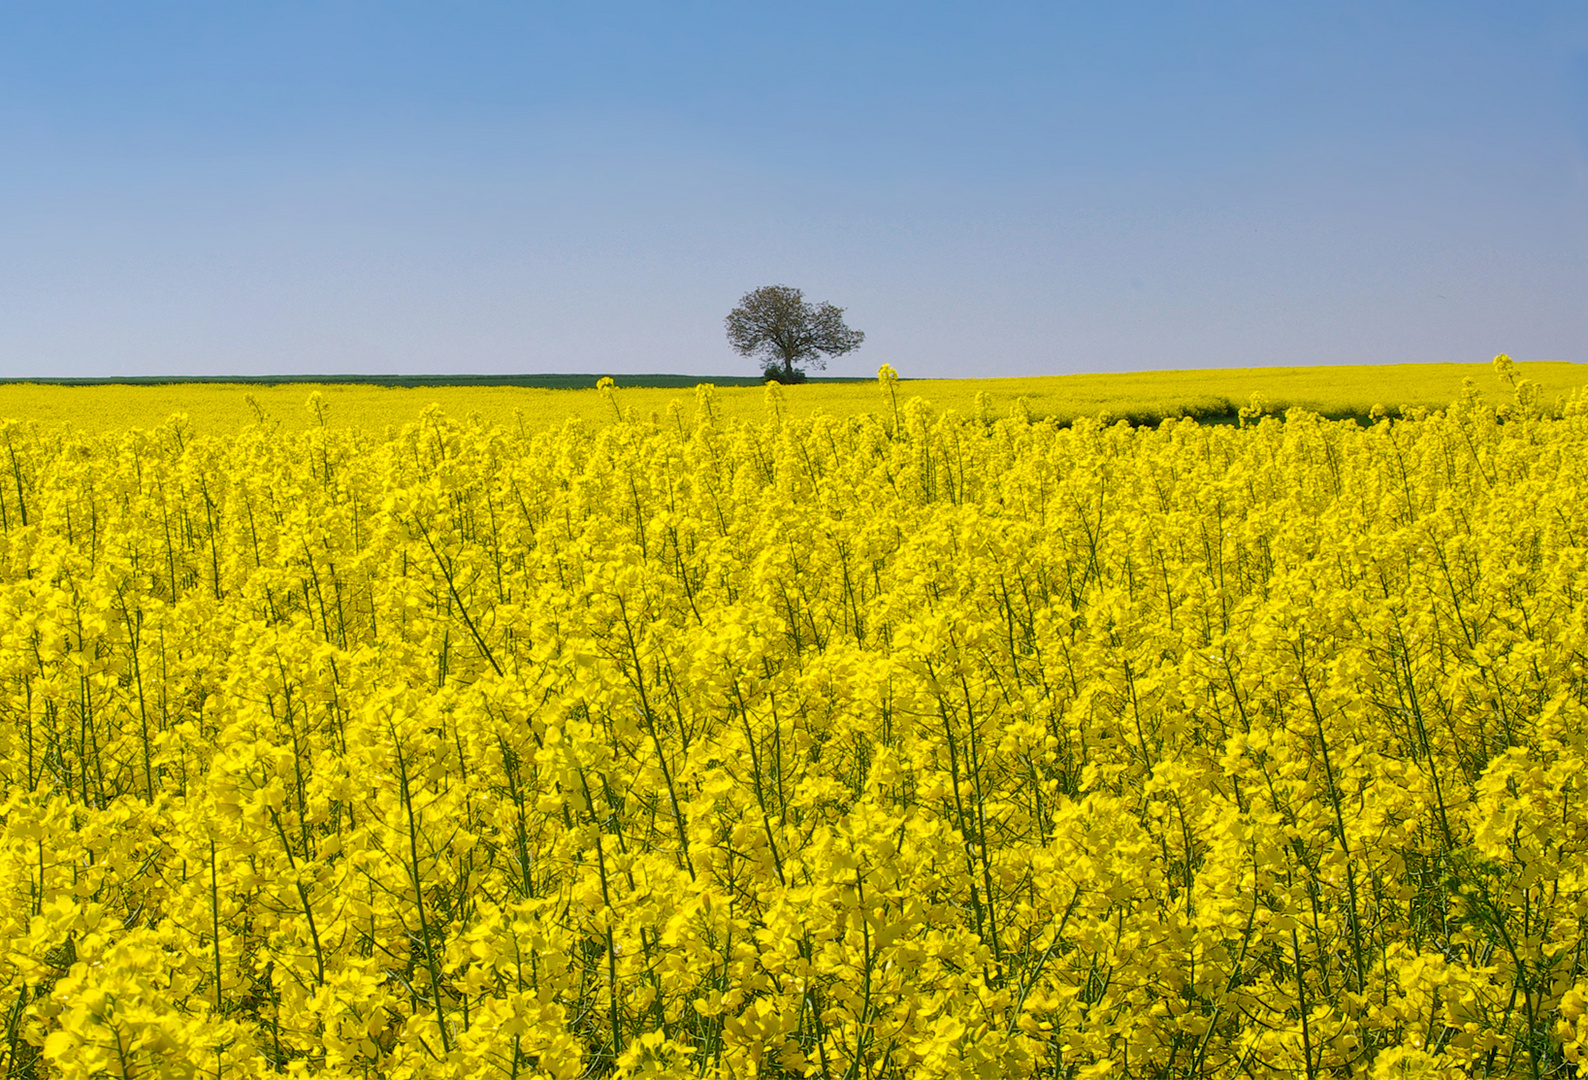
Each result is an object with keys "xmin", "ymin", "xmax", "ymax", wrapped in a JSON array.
[{"xmin": 725, "ymin": 285, "xmax": 864, "ymax": 383}]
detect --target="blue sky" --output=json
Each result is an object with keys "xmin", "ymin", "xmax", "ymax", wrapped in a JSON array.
[{"xmin": 1, "ymin": 2, "xmax": 1584, "ymax": 378}]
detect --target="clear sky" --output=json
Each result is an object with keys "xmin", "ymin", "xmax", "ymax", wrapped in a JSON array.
[{"xmin": 1, "ymin": 2, "xmax": 1584, "ymax": 379}]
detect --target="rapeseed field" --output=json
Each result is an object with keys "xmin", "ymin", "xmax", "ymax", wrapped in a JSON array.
[
  {"xmin": 1, "ymin": 359, "xmax": 1584, "ymax": 435},
  {"xmin": 1, "ymin": 362, "xmax": 1588, "ymax": 1077}
]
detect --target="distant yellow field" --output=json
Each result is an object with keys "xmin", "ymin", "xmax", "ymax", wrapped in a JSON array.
[{"xmin": 0, "ymin": 360, "xmax": 1582, "ymax": 435}]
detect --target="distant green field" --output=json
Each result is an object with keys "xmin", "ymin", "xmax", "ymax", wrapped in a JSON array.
[
  {"xmin": 0, "ymin": 361, "xmax": 1580, "ymax": 435},
  {"xmin": 0, "ymin": 372, "xmax": 863, "ymax": 390}
]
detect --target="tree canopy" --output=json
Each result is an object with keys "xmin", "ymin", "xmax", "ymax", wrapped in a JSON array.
[{"xmin": 725, "ymin": 285, "xmax": 864, "ymax": 382}]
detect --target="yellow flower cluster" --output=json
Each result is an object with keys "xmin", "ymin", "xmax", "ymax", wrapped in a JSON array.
[{"xmin": 1, "ymin": 386, "xmax": 1587, "ymax": 1078}]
